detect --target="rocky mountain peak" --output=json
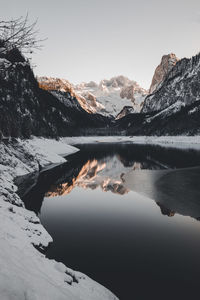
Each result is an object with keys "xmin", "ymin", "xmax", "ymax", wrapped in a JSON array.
[
  {"xmin": 38, "ymin": 77, "xmax": 73, "ymax": 94},
  {"xmin": 37, "ymin": 77, "xmax": 96, "ymax": 113},
  {"xmin": 74, "ymin": 76, "xmax": 147, "ymax": 117},
  {"xmin": 149, "ymin": 53, "xmax": 179, "ymax": 94},
  {"xmin": 38, "ymin": 75, "xmax": 147, "ymax": 118},
  {"xmin": 142, "ymin": 52, "xmax": 200, "ymax": 114}
]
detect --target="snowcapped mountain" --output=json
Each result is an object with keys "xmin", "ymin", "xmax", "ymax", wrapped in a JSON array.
[
  {"xmin": 37, "ymin": 75, "xmax": 147, "ymax": 118},
  {"xmin": 142, "ymin": 52, "xmax": 200, "ymax": 113},
  {"xmin": 3, "ymin": 46, "xmax": 200, "ymax": 137},
  {"xmin": 74, "ymin": 75, "xmax": 147, "ymax": 117},
  {"xmin": 115, "ymin": 52, "xmax": 200, "ymax": 136}
]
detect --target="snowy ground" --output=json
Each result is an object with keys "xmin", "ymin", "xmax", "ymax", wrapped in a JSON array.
[
  {"xmin": 63, "ymin": 135, "xmax": 200, "ymax": 149},
  {"xmin": 0, "ymin": 137, "xmax": 118, "ymax": 300}
]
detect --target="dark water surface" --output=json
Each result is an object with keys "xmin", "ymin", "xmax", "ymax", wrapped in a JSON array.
[{"xmin": 21, "ymin": 144, "xmax": 200, "ymax": 300}]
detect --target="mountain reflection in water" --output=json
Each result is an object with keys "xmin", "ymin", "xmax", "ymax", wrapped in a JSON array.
[
  {"xmin": 35, "ymin": 143, "xmax": 200, "ymax": 221},
  {"xmin": 45, "ymin": 157, "xmax": 130, "ymax": 197},
  {"xmin": 20, "ymin": 143, "xmax": 200, "ymax": 220},
  {"xmin": 19, "ymin": 143, "xmax": 200, "ymax": 300}
]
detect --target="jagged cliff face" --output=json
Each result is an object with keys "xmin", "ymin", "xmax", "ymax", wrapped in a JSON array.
[
  {"xmin": 0, "ymin": 49, "xmax": 109, "ymax": 138},
  {"xmin": 149, "ymin": 53, "xmax": 179, "ymax": 94},
  {"xmin": 38, "ymin": 77, "xmax": 96, "ymax": 113},
  {"xmin": 142, "ymin": 53, "xmax": 200, "ymax": 113},
  {"xmin": 74, "ymin": 75, "xmax": 147, "ymax": 117},
  {"xmin": 115, "ymin": 106, "xmax": 135, "ymax": 120},
  {"xmin": 114, "ymin": 52, "xmax": 200, "ymax": 135},
  {"xmin": 115, "ymin": 95, "xmax": 200, "ymax": 136}
]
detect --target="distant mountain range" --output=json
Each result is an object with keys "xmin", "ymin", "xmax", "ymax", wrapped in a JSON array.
[
  {"xmin": 1, "ymin": 44, "xmax": 200, "ymax": 138},
  {"xmin": 37, "ymin": 53, "xmax": 180, "ymax": 120},
  {"xmin": 38, "ymin": 75, "xmax": 147, "ymax": 118},
  {"xmin": 143, "ymin": 53, "xmax": 200, "ymax": 113},
  {"xmin": 74, "ymin": 76, "xmax": 147, "ymax": 117}
]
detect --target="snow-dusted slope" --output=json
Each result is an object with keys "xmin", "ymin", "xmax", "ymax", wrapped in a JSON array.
[
  {"xmin": 38, "ymin": 75, "xmax": 147, "ymax": 118},
  {"xmin": 143, "ymin": 52, "xmax": 200, "ymax": 113},
  {"xmin": 0, "ymin": 138, "xmax": 118, "ymax": 300},
  {"xmin": 74, "ymin": 76, "xmax": 147, "ymax": 117},
  {"xmin": 113, "ymin": 52, "xmax": 200, "ymax": 136},
  {"xmin": 38, "ymin": 76, "xmax": 97, "ymax": 114}
]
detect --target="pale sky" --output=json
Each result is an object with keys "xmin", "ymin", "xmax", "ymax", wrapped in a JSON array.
[{"xmin": 0, "ymin": 0, "xmax": 200, "ymax": 89}]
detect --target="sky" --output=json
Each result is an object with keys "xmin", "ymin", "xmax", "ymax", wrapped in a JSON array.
[{"xmin": 0, "ymin": 0, "xmax": 200, "ymax": 89}]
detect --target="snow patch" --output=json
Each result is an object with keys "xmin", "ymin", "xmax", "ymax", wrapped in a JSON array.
[{"xmin": 145, "ymin": 101, "xmax": 185, "ymax": 123}]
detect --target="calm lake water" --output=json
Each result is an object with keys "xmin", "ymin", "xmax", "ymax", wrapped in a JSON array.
[{"xmin": 21, "ymin": 143, "xmax": 200, "ymax": 300}]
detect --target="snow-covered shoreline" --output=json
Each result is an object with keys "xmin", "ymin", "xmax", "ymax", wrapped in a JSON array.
[
  {"xmin": 2, "ymin": 134, "xmax": 200, "ymax": 300},
  {"xmin": 0, "ymin": 137, "xmax": 118, "ymax": 300},
  {"xmin": 63, "ymin": 135, "xmax": 200, "ymax": 149}
]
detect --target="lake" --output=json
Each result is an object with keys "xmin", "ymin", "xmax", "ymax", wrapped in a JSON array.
[{"xmin": 21, "ymin": 143, "xmax": 200, "ymax": 300}]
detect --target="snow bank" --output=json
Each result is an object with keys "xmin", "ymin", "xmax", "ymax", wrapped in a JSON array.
[
  {"xmin": 63, "ymin": 135, "xmax": 200, "ymax": 149},
  {"xmin": 0, "ymin": 138, "xmax": 118, "ymax": 300},
  {"xmin": 27, "ymin": 137, "xmax": 79, "ymax": 166}
]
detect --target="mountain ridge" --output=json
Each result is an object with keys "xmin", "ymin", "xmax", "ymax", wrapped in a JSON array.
[
  {"xmin": 38, "ymin": 75, "xmax": 147, "ymax": 118},
  {"xmin": 142, "ymin": 52, "xmax": 200, "ymax": 113},
  {"xmin": 1, "ymin": 45, "xmax": 200, "ymax": 138}
]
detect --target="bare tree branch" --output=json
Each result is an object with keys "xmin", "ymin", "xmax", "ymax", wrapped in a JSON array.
[{"xmin": 0, "ymin": 14, "xmax": 46, "ymax": 61}]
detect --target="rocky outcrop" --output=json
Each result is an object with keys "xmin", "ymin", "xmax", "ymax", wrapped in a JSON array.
[
  {"xmin": 149, "ymin": 53, "xmax": 178, "ymax": 94},
  {"xmin": 80, "ymin": 91, "xmax": 105, "ymax": 112},
  {"xmin": 120, "ymin": 85, "xmax": 137, "ymax": 102},
  {"xmin": 120, "ymin": 84, "xmax": 146, "ymax": 112},
  {"xmin": 116, "ymin": 99, "xmax": 200, "ymax": 136},
  {"xmin": 115, "ymin": 106, "xmax": 135, "ymax": 120},
  {"xmin": 38, "ymin": 77, "xmax": 96, "ymax": 113},
  {"xmin": 142, "ymin": 52, "xmax": 200, "ymax": 113},
  {"xmin": 120, "ymin": 83, "xmax": 146, "ymax": 103}
]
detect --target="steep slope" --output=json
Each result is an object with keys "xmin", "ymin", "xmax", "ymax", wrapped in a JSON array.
[
  {"xmin": 0, "ymin": 49, "xmax": 109, "ymax": 138},
  {"xmin": 74, "ymin": 75, "xmax": 147, "ymax": 117},
  {"xmin": 139, "ymin": 100, "xmax": 200, "ymax": 135},
  {"xmin": 143, "ymin": 52, "xmax": 200, "ymax": 113},
  {"xmin": 38, "ymin": 77, "xmax": 97, "ymax": 113},
  {"xmin": 115, "ymin": 51, "xmax": 200, "ymax": 135},
  {"xmin": 114, "ymin": 97, "xmax": 200, "ymax": 136},
  {"xmin": 149, "ymin": 53, "xmax": 178, "ymax": 94}
]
